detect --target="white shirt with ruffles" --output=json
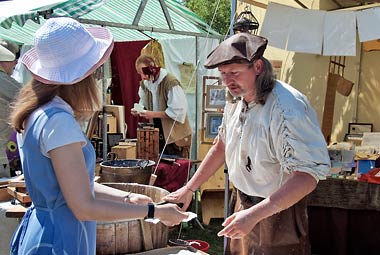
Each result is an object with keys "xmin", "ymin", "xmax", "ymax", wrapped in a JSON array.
[
  {"xmin": 138, "ymin": 68, "xmax": 187, "ymax": 124},
  {"xmin": 219, "ymin": 80, "xmax": 330, "ymax": 198}
]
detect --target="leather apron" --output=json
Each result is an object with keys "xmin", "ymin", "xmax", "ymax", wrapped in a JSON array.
[{"xmin": 225, "ymin": 188, "xmax": 311, "ymax": 255}]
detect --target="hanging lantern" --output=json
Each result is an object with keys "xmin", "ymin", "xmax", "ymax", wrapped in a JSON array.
[{"xmin": 233, "ymin": 6, "xmax": 259, "ymax": 35}]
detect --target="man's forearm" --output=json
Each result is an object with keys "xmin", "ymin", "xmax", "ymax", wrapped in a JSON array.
[{"xmin": 249, "ymin": 171, "xmax": 317, "ymax": 221}]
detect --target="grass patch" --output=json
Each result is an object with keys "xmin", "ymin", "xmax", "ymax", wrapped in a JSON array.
[
  {"xmin": 168, "ymin": 219, "xmax": 224, "ymax": 255},
  {"xmin": 168, "ymin": 198, "xmax": 225, "ymax": 255}
]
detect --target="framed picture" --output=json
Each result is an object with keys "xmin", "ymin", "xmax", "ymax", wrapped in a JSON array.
[
  {"xmin": 205, "ymin": 85, "xmax": 226, "ymax": 109},
  {"xmin": 205, "ymin": 112, "xmax": 223, "ymax": 139},
  {"xmin": 203, "ymin": 76, "xmax": 221, "ymax": 86},
  {"xmin": 348, "ymin": 123, "xmax": 373, "ymax": 135}
]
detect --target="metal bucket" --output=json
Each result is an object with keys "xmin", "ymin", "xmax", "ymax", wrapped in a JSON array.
[
  {"xmin": 96, "ymin": 183, "xmax": 169, "ymax": 254},
  {"xmin": 100, "ymin": 159, "xmax": 155, "ymax": 185}
]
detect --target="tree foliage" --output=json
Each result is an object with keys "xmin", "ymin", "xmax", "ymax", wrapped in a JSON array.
[{"xmin": 184, "ymin": 0, "xmax": 231, "ymax": 35}]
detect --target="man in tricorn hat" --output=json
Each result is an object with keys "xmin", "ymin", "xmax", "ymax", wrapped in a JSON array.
[
  {"xmin": 165, "ymin": 33, "xmax": 330, "ymax": 254},
  {"xmin": 0, "ymin": 39, "xmax": 22, "ymax": 177}
]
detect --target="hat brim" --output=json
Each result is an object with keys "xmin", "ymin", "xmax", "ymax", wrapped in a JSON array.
[
  {"xmin": 22, "ymin": 27, "xmax": 114, "ymax": 85},
  {"xmin": 0, "ymin": 44, "xmax": 16, "ymax": 62}
]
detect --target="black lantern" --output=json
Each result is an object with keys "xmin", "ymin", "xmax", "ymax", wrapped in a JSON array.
[{"xmin": 233, "ymin": 6, "xmax": 259, "ymax": 35}]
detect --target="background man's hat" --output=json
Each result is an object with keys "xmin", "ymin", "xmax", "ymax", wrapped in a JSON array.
[
  {"xmin": 21, "ymin": 17, "xmax": 114, "ymax": 85},
  {"xmin": 0, "ymin": 40, "xmax": 19, "ymax": 61},
  {"xmin": 204, "ymin": 33, "xmax": 268, "ymax": 69}
]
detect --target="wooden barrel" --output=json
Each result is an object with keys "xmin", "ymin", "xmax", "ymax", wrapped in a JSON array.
[
  {"xmin": 100, "ymin": 159, "xmax": 155, "ymax": 185},
  {"xmin": 96, "ymin": 183, "xmax": 169, "ymax": 255}
]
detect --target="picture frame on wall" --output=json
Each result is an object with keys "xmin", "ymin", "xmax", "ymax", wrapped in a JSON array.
[
  {"xmin": 205, "ymin": 85, "xmax": 226, "ymax": 109},
  {"xmin": 348, "ymin": 123, "xmax": 373, "ymax": 135},
  {"xmin": 205, "ymin": 112, "xmax": 223, "ymax": 140},
  {"xmin": 203, "ymin": 76, "xmax": 221, "ymax": 87}
]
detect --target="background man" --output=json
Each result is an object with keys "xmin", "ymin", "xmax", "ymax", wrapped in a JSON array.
[{"xmin": 0, "ymin": 39, "xmax": 22, "ymax": 177}]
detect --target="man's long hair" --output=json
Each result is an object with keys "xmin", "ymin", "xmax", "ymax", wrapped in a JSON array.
[
  {"xmin": 226, "ymin": 57, "xmax": 275, "ymax": 104},
  {"xmin": 255, "ymin": 57, "xmax": 275, "ymax": 105}
]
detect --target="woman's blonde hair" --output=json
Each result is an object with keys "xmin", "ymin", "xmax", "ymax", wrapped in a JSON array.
[{"xmin": 10, "ymin": 75, "xmax": 101, "ymax": 132}]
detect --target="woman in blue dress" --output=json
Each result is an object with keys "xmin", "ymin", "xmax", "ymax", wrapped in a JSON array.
[{"xmin": 9, "ymin": 17, "xmax": 188, "ymax": 255}]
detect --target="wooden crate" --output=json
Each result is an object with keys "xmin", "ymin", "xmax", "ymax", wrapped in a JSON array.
[
  {"xmin": 111, "ymin": 142, "xmax": 137, "ymax": 159},
  {"xmin": 136, "ymin": 128, "xmax": 159, "ymax": 163}
]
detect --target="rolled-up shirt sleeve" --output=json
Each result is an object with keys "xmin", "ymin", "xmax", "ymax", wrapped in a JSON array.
[
  {"xmin": 138, "ymin": 86, "xmax": 147, "ymax": 107},
  {"xmin": 271, "ymin": 100, "xmax": 331, "ymax": 181}
]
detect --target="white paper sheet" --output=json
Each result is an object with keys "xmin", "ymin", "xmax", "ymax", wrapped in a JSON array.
[
  {"xmin": 356, "ymin": 7, "xmax": 380, "ymax": 42},
  {"xmin": 260, "ymin": 2, "xmax": 293, "ymax": 50},
  {"xmin": 287, "ymin": 8, "xmax": 325, "ymax": 54},
  {"xmin": 133, "ymin": 103, "xmax": 145, "ymax": 113},
  {"xmin": 145, "ymin": 212, "xmax": 197, "ymax": 224},
  {"xmin": 323, "ymin": 10, "xmax": 356, "ymax": 56}
]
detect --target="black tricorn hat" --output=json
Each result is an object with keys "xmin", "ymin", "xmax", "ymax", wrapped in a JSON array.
[{"xmin": 204, "ymin": 33, "xmax": 268, "ymax": 69}]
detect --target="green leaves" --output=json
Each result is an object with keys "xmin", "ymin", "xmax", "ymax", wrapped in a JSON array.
[{"xmin": 184, "ymin": 0, "xmax": 231, "ymax": 35}]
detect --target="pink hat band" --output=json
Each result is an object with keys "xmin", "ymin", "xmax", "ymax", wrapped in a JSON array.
[{"xmin": 21, "ymin": 17, "xmax": 114, "ymax": 85}]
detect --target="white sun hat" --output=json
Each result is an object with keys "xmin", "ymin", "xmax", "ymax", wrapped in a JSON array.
[
  {"xmin": 0, "ymin": 44, "xmax": 15, "ymax": 61},
  {"xmin": 21, "ymin": 17, "xmax": 114, "ymax": 85}
]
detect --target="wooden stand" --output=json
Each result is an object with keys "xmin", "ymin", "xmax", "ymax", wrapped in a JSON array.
[
  {"xmin": 136, "ymin": 127, "xmax": 159, "ymax": 163},
  {"xmin": 198, "ymin": 142, "xmax": 231, "ymax": 225},
  {"xmin": 201, "ymin": 190, "xmax": 225, "ymax": 225}
]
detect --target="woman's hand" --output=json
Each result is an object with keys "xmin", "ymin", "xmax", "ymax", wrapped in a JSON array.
[
  {"xmin": 217, "ymin": 208, "xmax": 258, "ymax": 239},
  {"xmin": 125, "ymin": 193, "xmax": 152, "ymax": 205},
  {"xmin": 155, "ymin": 203, "xmax": 189, "ymax": 226},
  {"xmin": 163, "ymin": 186, "xmax": 194, "ymax": 211}
]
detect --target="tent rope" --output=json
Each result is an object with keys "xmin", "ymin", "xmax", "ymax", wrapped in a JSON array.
[{"xmin": 152, "ymin": 0, "xmax": 225, "ymax": 178}]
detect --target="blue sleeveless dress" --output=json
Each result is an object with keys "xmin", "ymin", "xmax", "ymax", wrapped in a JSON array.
[{"xmin": 10, "ymin": 107, "xmax": 96, "ymax": 255}]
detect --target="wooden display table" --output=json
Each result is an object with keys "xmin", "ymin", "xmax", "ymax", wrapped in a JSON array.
[{"xmin": 307, "ymin": 177, "xmax": 380, "ymax": 255}]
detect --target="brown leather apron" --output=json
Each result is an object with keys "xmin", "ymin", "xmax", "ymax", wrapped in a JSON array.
[{"xmin": 225, "ymin": 188, "xmax": 311, "ymax": 255}]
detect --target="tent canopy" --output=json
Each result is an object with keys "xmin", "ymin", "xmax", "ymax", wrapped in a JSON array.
[{"xmin": 0, "ymin": 0, "xmax": 222, "ymax": 45}]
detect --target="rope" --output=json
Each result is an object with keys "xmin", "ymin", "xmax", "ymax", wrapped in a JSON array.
[{"xmin": 153, "ymin": 0, "xmax": 226, "ymax": 179}]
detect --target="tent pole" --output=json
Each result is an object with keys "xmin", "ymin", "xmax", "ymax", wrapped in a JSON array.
[
  {"xmin": 354, "ymin": 43, "xmax": 363, "ymax": 122},
  {"xmin": 224, "ymin": 0, "xmax": 236, "ymax": 252},
  {"xmin": 194, "ymin": 36, "xmax": 199, "ymax": 216},
  {"xmin": 77, "ymin": 18, "xmax": 223, "ymax": 40},
  {"xmin": 101, "ymin": 64, "xmax": 108, "ymax": 161},
  {"xmin": 223, "ymin": 163, "xmax": 230, "ymax": 251}
]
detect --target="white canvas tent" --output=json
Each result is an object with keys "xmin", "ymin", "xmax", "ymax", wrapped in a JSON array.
[
  {"xmin": 0, "ymin": 0, "xmax": 222, "ymax": 44},
  {"xmin": 237, "ymin": 0, "xmax": 380, "ymax": 143},
  {"xmin": 0, "ymin": 0, "xmax": 223, "ymax": 160}
]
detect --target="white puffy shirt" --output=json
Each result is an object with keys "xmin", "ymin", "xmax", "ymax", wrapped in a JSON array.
[
  {"xmin": 138, "ymin": 69, "xmax": 187, "ymax": 123},
  {"xmin": 219, "ymin": 80, "xmax": 330, "ymax": 198}
]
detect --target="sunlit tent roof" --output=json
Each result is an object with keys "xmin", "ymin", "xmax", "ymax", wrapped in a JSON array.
[{"xmin": 0, "ymin": 0, "xmax": 222, "ymax": 45}]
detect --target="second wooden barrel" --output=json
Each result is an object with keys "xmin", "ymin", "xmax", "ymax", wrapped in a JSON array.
[{"xmin": 96, "ymin": 183, "xmax": 169, "ymax": 255}]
